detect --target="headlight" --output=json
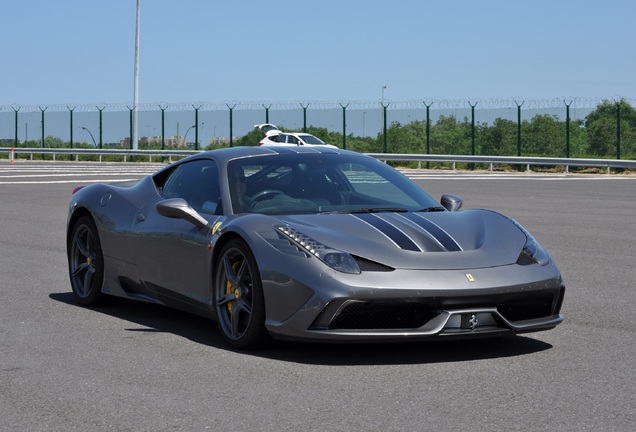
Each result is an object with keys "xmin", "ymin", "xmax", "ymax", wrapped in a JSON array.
[
  {"xmin": 276, "ymin": 225, "xmax": 361, "ymax": 274},
  {"xmin": 508, "ymin": 218, "xmax": 551, "ymax": 266}
]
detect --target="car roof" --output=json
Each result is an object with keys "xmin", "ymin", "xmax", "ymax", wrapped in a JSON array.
[
  {"xmin": 152, "ymin": 146, "xmax": 355, "ymax": 182},
  {"xmin": 186, "ymin": 145, "xmax": 355, "ymax": 165},
  {"xmin": 287, "ymin": 132, "xmax": 313, "ymax": 137}
]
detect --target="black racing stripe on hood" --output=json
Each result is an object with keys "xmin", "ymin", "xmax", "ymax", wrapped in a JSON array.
[
  {"xmin": 401, "ymin": 212, "xmax": 462, "ymax": 252},
  {"xmin": 352, "ymin": 213, "xmax": 421, "ymax": 251}
]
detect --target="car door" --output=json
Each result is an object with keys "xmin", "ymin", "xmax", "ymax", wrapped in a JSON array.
[{"xmin": 132, "ymin": 158, "xmax": 222, "ymax": 312}]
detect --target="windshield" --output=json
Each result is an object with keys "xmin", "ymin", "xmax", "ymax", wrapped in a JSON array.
[{"xmin": 227, "ymin": 154, "xmax": 440, "ymax": 215}]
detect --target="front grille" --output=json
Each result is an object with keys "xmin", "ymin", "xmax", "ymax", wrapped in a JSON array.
[
  {"xmin": 323, "ymin": 291, "xmax": 558, "ymax": 331},
  {"xmin": 329, "ymin": 301, "xmax": 437, "ymax": 330},
  {"xmin": 497, "ymin": 293, "xmax": 554, "ymax": 321}
]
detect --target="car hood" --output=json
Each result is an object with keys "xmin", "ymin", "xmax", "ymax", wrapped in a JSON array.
[{"xmin": 273, "ymin": 209, "xmax": 526, "ymax": 270}]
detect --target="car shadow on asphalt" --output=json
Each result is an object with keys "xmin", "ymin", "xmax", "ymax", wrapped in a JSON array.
[{"xmin": 50, "ymin": 292, "xmax": 553, "ymax": 366}]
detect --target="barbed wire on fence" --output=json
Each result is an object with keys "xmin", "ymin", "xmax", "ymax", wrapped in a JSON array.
[{"xmin": 3, "ymin": 97, "xmax": 634, "ymax": 113}]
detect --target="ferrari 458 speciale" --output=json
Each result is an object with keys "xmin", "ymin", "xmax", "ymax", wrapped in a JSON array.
[{"xmin": 67, "ymin": 146, "xmax": 564, "ymax": 349}]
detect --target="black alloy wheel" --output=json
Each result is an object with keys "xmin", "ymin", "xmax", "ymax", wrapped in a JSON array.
[
  {"xmin": 68, "ymin": 216, "xmax": 106, "ymax": 306},
  {"xmin": 214, "ymin": 238, "xmax": 269, "ymax": 349}
]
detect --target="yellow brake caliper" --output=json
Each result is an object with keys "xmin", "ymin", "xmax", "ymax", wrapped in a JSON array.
[{"xmin": 225, "ymin": 261, "xmax": 241, "ymax": 313}]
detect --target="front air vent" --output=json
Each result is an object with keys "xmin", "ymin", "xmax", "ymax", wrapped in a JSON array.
[{"xmin": 353, "ymin": 256, "xmax": 394, "ymax": 272}]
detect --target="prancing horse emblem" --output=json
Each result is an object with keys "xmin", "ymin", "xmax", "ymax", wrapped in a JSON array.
[{"xmin": 468, "ymin": 314, "xmax": 478, "ymax": 330}]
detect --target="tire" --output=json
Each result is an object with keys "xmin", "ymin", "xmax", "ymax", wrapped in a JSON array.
[
  {"xmin": 214, "ymin": 238, "xmax": 269, "ymax": 349},
  {"xmin": 68, "ymin": 216, "xmax": 106, "ymax": 306}
]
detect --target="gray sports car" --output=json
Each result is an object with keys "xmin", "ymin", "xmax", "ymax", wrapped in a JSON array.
[{"xmin": 67, "ymin": 146, "xmax": 565, "ymax": 349}]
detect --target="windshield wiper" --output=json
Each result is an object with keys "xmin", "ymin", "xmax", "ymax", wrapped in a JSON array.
[{"xmin": 320, "ymin": 207, "xmax": 408, "ymax": 214}]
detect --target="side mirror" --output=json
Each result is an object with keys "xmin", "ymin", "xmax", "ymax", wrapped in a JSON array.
[
  {"xmin": 156, "ymin": 198, "xmax": 210, "ymax": 230},
  {"xmin": 441, "ymin": 194, "xmax": 463, "ymax": 212}
]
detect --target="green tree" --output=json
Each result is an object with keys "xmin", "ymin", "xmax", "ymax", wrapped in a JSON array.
[
  {"xmin": 382, "ymin": 121, "xmax": 424, "ymax": 154},
  {"xmin": 585, "ymin": 99, "xmax": 636, "ymax": 157},
  {"xmin": 232, "ymin": 128, "xmax": 263, "ymax": 147},
  {"xmin": 349, "ymin": 136, "xmax": 379, "ymax": 153},
  {"xmin": 430, "ymin": 115, "xmax": 471, "ymax": 154},
  {"xmin": 478, "ymin": 118, "xmax": 517, "ymax": 156},
  {"xmin": 566, "ymin": 119, "xmax": 588, "ymax": 157},
  {"xmin": 522, "ymin": 115, "xmax": 562, "ymax": 156},
  {"xmin": 44, "ymin": 136, "xmax": 65, "ymax": 148}
]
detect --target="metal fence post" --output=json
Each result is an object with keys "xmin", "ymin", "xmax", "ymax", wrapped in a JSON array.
[
  {"xmin": 301, "ymin": 103, "xmax": 309, "ymax": 132},
  {"xmin": 340, "ymin": 103, "xmax": 348, "ymax": 149},
  {"xmin": 382, "ymin": 103, "xmax": 389, "ymax": 153},
  {"xmin": 193, "ymin": 105, "xmax": 201, "ymax": 151},
  {"xmin": 97, "ymin": 106, "xmax": 105, "ymax": 149},
  {"xmin": 68, "ymin": 106, "xmax": 75, "ymax": 149},
  {"xmin": 159, "ymin": 105, "xmax": 167, "ymax": 150},
  {"xmin": 127, "ymin": 106, "xmax": 134, "ymax": 150},
  {"xmin": 13, "ymin": 107, "xmax": 20, "ymax": 147},
  {"xmin": 469, "ymin": 101, "xmax": 477, "ymax": 156},
  {"xmin": 40, "ymin": 106, "xmax": 47, "ymax": 150},
  {"xmin": 616, "ymin": 101, "xmax": 621, "ymax": 159},
  {"xmin": 469, "ymin": 101, "xmax": 477, "ymax": 170},
  {"xmin": 227, "ymin": 104, "xmax": 236, "ymax": 147},
  {"xmin": 565, "ymin": 100, "xmax": 572, "ymax": 158},
  {"xmin": 424, "ymin": 101, "xmax": 432, "ymax": 169},
  {"xmin": 516, "ymin": 100, "xmax": 524, "ymax": 157}
]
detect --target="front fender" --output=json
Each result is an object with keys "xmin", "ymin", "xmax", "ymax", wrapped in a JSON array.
[{"xmin": 212, "ymin": 214, "xmax": 318, "ymax": 323}]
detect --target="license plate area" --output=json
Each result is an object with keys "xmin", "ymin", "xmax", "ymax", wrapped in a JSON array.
[{"xmin": 445, "ymin": 312, "xmax": 497, "ymax": 330}]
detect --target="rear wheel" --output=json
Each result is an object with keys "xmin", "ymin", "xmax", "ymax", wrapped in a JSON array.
[
  {"xmin": 68, "ymin": 216, "xmax": 106, "ymax": 306},
  {"xmin": 214, "ymin": 239, "xmax": 269, "ymax": 349}
]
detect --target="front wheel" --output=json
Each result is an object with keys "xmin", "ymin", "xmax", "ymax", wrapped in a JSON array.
[
  {"xmin": 214, "ymin": 239, "xmax": 269, "ymax": 349},
  {"xmin": 68, "ymin": 216, "xmax": 106, "ymax": 306}
]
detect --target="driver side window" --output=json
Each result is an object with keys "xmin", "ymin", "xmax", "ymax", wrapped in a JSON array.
[
  {"xmin": 287, "ymin": 135, "xmax": 299, "ymax": 144},
  {"xmin": 162, "ymin": 159, "xmax": 221, "ymax": 214}
]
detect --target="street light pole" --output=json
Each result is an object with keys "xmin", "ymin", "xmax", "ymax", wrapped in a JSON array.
[
  {"xmin": 182, "ymin": 125, "xmax": 196, "ymax": 147},
  {"xmin": 132, "ymin": 0, "xmax": 141, "ymax": 150},
  {"xmin": 82, "ymin": 127, "xmax": 97, "ymax": 147}
]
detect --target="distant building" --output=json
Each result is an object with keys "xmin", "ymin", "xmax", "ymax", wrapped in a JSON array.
[
  {"xmin": 209, "ymin": 137, "xmax": 231, "ymax": 146},
  {"xmin": 118, "ymin": 135, "xmax": 192, "ymax": 148}
]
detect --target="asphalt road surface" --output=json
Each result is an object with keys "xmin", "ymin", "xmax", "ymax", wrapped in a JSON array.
[{"xmin": 1, "ymin": 161, "xmax": 635, "ymax": 431}]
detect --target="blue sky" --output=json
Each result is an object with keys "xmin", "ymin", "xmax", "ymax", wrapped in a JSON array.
[{"xmin": 2, "ymin": 0, "xmax": 635, "ymax": 106}]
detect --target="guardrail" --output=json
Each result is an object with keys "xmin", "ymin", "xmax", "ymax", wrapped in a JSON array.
[
  {"xmin": 366, "ymin": 153, "xmax": 636, "ymax": 173},
  {"xmin": 2, "ymin": 147, "xmax": 635, "ymax": 173},
  {"xmin": 1, "ymin": 147, "xmax": 195, "ymax": 163}
]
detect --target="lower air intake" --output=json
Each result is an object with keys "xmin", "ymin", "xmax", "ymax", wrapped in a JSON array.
[
  {"xmin": 497, "ymin": 294, "xmax": 554, "ymax": 322},
  {"xmin": 329, "ymin": 301, "xmax": 437, "ymax": 330}
]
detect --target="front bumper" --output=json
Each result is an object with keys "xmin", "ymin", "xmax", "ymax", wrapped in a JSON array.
[{"xmin": 261, "ymin": 262, "xmax": 565, "ymax": 343}]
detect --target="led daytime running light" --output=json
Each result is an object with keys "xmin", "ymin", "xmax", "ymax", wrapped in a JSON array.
[{"xmin": 276, "ymin": 225, "xmax": 323, "ymax": 258}]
